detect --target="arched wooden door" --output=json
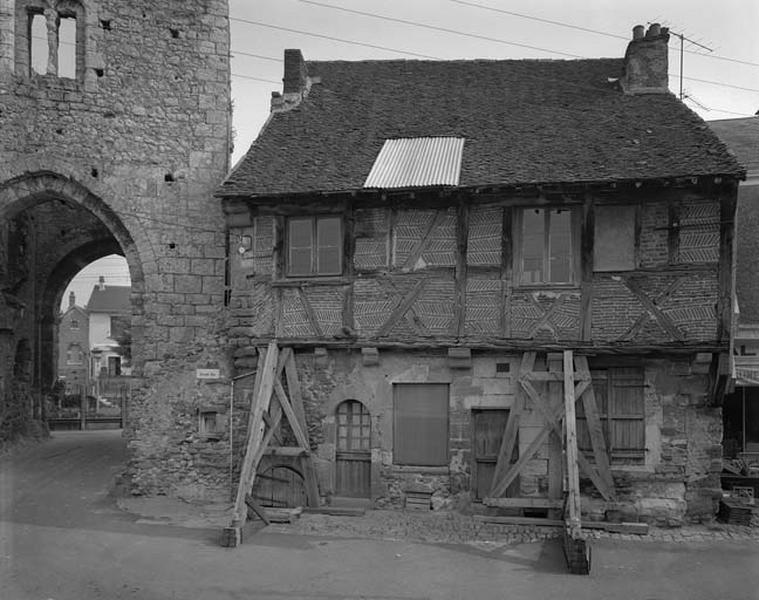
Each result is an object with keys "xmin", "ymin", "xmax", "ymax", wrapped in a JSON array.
[
  {"xmin": 252, "ymin": 465, "xmax": 307, "ymax": 508},
  {"xmin": 335, "ymin": 400, "xmax": 371, "ymax": 498}
]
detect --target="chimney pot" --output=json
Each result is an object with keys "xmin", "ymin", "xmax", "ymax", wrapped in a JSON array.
[
  {"xmin": 69, "ymin": 291, "xmax": 75, "ymax": 308},
  {"xmin": 646, "ymin": 23, "xmax": 661, "ymax": 38},
  {"xmin": 621, "ymin": 22, "xmax": 670, "ymax": 95},
  {"xmin": 98, "ymin": 275, "xmax": 105, "ymax": 291}
]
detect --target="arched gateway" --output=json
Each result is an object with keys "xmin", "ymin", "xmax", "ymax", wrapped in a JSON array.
[{"xmin": 0, "ymin": 0, "xmax": 233, "ymax": 502}]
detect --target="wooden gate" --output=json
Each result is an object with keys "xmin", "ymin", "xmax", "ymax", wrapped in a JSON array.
[
  {"xmin": 472, "ymin": 409, "xmax": 518, "ymax": 501},
  {"xmin": 252, "ymin": 465, "xmax": 308, "ymax": 508},
  {"xmin": 335, "ymin": 399, "xmax": 371, "ymax": 498}
]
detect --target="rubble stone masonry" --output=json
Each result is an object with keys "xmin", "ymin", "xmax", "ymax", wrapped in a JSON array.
[{"xmin": 0, "ymin": 0, "xmax": 232, "ymax": 498}]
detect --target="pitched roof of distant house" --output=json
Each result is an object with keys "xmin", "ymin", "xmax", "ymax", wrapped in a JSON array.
[
  {"xmin": 86, "ymin": 285, "xmax": 131, "ymax": 315},
  {"xmin": 709, "ymin": 117, "xmax": 759, "ymax": 177},
  {"xmin": 220, "ymin": 50, "xmax": 743, "ymax": 198},
  {"xmin": 711, "ymin": 118, "xmax": 759, "ymax": 324},
  {"xmin": 61, "ymin": 305, "xmax": 88, "ymax": 320}
]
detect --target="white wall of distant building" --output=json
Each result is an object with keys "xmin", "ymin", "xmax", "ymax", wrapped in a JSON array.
[{"xmin": 60, "ymin": 255, "xmax": 131, "ymax": 312}]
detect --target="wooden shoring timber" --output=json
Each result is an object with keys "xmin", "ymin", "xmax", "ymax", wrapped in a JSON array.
[
  {"xmin": 227, "ymin": 343, "xmax": 321, "ymax": 545},
  {"xmin": 546, "ymin": 355, "xmax": 564, "ymax": 518},
  {"xmin": 563, "ymin": 350, "xmax": 581, "ymax": 538},
  {"xmin": 488, "ymin": 352, "xmax": 534, "ymax": 497},
  {"xmin": 574, "ymin": 356, "xmax": 614, "ymax": 494},
  {"xmin": 488, "ymin": 351, "xmax": 616, "ymax": 503},
  {"xmin": 520, "ymin": 378, "xmax": 614, "ymax": 502},
  {"xmin": 232, "ymin": 341, "xmax": 280, "ymax": 526},
  {"xmin": 284, "ymin": 350, "xmax": 320, "ymax": 507}
]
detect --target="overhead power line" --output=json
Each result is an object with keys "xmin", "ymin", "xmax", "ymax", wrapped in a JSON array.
[
  {"xmin": 296, "ymin": 0, "xmax": 582, "ymax": 59},
  {"xmin": 449, "ymin": 0, "xmax": 629, "ymax": 42},
  {"xmin": 449, "ymin": 0, "xmax": 759, "ymax": 69},
  {"xmin": 229, "ymin": 15, "xmax": 438, "ymax": 59}
]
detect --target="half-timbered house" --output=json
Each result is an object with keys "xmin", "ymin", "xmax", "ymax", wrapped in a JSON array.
[{"xmin": 218, "ymin": 24, "xmax": 744, "ymax": 525}]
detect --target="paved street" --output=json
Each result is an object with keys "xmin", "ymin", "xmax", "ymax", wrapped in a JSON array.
[{"xmin": 2, "ymin": 431, "xmax": 759, "ymax": 600}]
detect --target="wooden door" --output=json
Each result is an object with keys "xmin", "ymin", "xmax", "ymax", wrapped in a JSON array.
[
  {"xmin": 473, "ymin": 409, "xmax": 518, "ymax": 500},
  {"xmin": 335, "ymin": 400, "xmax": 371, "ymax": 497},
  {"xmin": 252, "ymin": 465, "xmax": 307, "ymax": 508}
]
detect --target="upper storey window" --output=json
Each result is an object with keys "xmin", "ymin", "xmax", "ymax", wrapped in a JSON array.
[
  {"xmin": 15, "ymin": 0, "xmax": 85, "ymax": 80},
  {"xmin": 516, "ymin": 207, "xmax": 577, "ymax": 285},
  {"xmin": 287, "ymin": 216, "xmax": 342, "ymax": 277}
]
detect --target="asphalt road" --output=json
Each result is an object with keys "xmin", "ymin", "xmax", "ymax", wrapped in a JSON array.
[{"xmin": 1, "ymin": 431, "xmax": 758, "ymax": 600}]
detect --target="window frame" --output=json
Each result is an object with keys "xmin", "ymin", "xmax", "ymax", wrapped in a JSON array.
[
  {"xmin": 285, "ymin": 215, "xmax": 343, "ymax": 278},
  {"xmin": 66, "ymin": 343, "xmax": 82, "ymax": 365},
  {"xmin": 513, "ymin": 205, "xmax": 581, "ymax": 287},
  {"xmin": 15, "ymin": 0, "xmax": 86, "ymax": 81},
  {"xmin": 392, "ymin": 383, "xmax": 449, "ymax": 467}
]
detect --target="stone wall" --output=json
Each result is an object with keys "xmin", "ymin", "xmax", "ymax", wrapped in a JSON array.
[
  {"xmin": 0, "ymin": 0, "xmax": 233, "ymax": 498},
  {"xmin": 235, "ymin": 348, "xmax": 721, "ymax": 524}
]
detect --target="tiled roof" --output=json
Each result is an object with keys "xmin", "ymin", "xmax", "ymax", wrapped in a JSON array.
[
  {"xmin": 714, "ymin": 118, "xmax": 759, "ymax": 324},
  {"xmin": 736, "ymin": 185, "xmax": 759, "ymax": 324},
  {"xmin": 709, "ymin": 117, "xmax": 759, "ymax": 176},
  {"xmin": 220, "ymin": 57, "xmax": 744, "ymax": 197},
  {"xmin": 86, "ymin": 285, "xmax": 131, "ymax": 315}
]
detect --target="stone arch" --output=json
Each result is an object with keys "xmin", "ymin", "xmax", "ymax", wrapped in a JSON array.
[
  {"xmin": 0, "ymin": 171, "xmax": 145, "ymax": 300},
  {"xmin": 0, "ymin": 172, "xmax": 146, "ymax": 389}
]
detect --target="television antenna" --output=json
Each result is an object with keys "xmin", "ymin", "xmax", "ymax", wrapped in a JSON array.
[{"xmin": 650, "ymin": 23, "xmax": 714, "ymax": 100}]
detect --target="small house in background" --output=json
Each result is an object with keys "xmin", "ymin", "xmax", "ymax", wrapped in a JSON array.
[
  {"xmin": 57, "ymin": 291, "xmax": 89, "ymax": 394},
  {"xmin": 218, "ymin": 24, "xmax": 744, "ymax": 525},
  {"xmin": 709, "ymin": 117, "xmax": 759, "ymax": 493},
  {"xmin": 86, "ymin": 276, "xmax": 132, "ymax": 380}
]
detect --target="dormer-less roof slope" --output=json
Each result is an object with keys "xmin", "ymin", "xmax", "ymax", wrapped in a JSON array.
[
  {"xmin": 86, "ymin": 285, "xmax": 131, "ymax": 315},
  {"xmin": 709, "ymin": 117, "xmax": 759, "ymax": 324},
  {"xmin": 220, "ymin": 56, "xmax": 744, "ymax": 198},
  {"xmin": 709, "ymin": 117, "xmax": 759, "ymax": 177}
]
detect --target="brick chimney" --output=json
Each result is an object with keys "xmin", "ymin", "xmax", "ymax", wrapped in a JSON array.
[
  {"xmin": 69, "ymin": 291, "xmax": 75, "ymax": 309},
  {"xmin": 271, "ymin": 49, "xmax": 311, "ymax": 112},
  {"xmin": 620, "ymin": 23, "xmax": 670, "ymax": 95}
]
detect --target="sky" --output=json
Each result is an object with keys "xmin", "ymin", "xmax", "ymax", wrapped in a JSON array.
[{"xmin": 62, "ymin": 0, "xmax": 759, "ymax": 310}]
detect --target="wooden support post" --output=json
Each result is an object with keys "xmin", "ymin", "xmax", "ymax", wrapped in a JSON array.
[
  {"xmin": 547, "ymin": 354, "xmax": 564, "ymax": 519},
  {"xmin": 231, "ymin": 341, "xmax": 279, "ymax": 527},
  {"xmin": 563, "ymin": 350, "xmax": 581, "ymax": 537},
  {"xmin": 562, "ymin": 349, "xmax": 590, "ymax": 575},
  {"xmin": 284, "ymin": 351, "xmax": 320, "ymax": 507}
]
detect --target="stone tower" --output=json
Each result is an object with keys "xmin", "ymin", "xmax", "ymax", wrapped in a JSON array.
[{"xmin": 0, "ymin": 0, "xmax": 233, "ymax": 498}]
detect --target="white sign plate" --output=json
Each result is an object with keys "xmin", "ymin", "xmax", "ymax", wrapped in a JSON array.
[{"xmin": 196, "ymin": 368, "xmax": 221, "ymax": 380}]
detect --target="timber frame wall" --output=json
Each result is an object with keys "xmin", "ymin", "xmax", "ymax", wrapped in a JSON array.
[
  {"xmin": 224, "ymin": 180, "xmax": 737, "ymax": 356},
  {"xmin": 222, "ymin": 178, "xmax": 738, "ymax": 522}
]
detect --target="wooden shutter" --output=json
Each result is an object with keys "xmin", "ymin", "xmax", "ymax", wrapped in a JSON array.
[
  {"xmin": 393, "ymin": 383, "xmax": 449, "ymax": 466},
  {"xmin": 579, "ymin": 368, "xmax": 644, "ymax": 464}
]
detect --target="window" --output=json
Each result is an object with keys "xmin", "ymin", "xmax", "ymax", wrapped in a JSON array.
[
  {"xmin": 287, "ymin": 216, "xmax": 342, "ymax": 276},
  {"xmin": 336, "ymin": 400, "xmax": 371, "ymax": 452},
  {"xmin": 57, "ymin": 14, "xmax": 77, "ymax": 79},
  {"xmin": 577, "ymin": 367, "xmax": 645, "ymax": 464},
  {"xmin": 594, "ymin": 204, "xmax": 636, "ymax": 271},
  {"xmin": 517, "ymin": 207, "xmax": 575, "ymax": 285},
  {"xmin": 393, "ymin": 383, "xmax": 449, "ymax": 466},
  {"xmin": 70, "ymin": 319, "xmax": 79, "ymax": 330},
  {"xmin": 66, "ymin": 343, "xmax": 82, "ymax": 365},
  {"xmin": 199, "ymin": 410, "xmax": 227, "ymax": 440},
  {"xmin": 17, "ymin": 1, "xmax": 84, "ymax": 80},
  {"xmin": 29, "ymin": 11, "xmax": 47, "ymax": 75},
  {"xmin": 107, "ymin": 356, "xmax": 121, "ymax": 377}
]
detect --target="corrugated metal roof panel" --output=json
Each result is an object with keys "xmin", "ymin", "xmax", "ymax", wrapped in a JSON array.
[{"xmin": 363, "ymin": 137, "xmax": 464, "ymax": 189}]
